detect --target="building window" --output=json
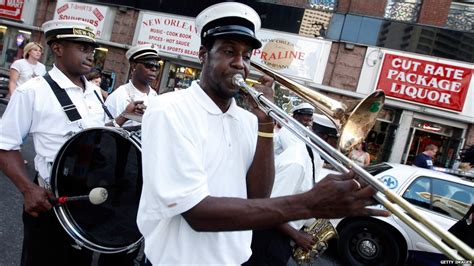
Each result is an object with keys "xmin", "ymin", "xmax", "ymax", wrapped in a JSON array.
[
  {"xmin": 384, "ymin": 0, "xmax": 422, "ymax": 23},
  {"xmin": 447, "ymin": 2, "xmax": 474, "ymax": 32},
  {"xmin": 308, "ymin": 0, "xmax": 337, "ymax": 11}
]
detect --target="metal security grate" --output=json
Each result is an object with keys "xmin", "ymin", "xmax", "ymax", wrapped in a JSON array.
[
  {"xmin": 447, "ymin": 2, "xmax": 474, "ymax": 32},
  {"xmin": 308, "ymin": 0, "xmax": 337, "ymax": 11},
  {"xmin": 384, "ymin": 0, "xmax": 422, "ymax": 23}
]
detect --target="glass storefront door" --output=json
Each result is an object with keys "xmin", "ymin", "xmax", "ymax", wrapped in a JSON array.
[{"xmin": 403, "ymin": 120, "xmax": 463, "ymax": 168}]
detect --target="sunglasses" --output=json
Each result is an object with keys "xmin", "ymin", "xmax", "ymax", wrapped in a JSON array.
[{"xmin": 136, "ymin": 61, "xmax": 160, "ymax": 70}]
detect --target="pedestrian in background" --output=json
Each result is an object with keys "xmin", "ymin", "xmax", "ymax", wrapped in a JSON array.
[
  {"xmin": 413, "ymin": 144, "xmax": 438, "ymax": 169},
  {"xmin": 85, "ymin": 68, "xmax": 108, "ymax": 99},
  {"xmin": 8, "ymin": 42, "xmax": 46, "ymax": 98},
  {"xmin": 349, "ymin": 142, "xmax": 370, "ymax": 167}
]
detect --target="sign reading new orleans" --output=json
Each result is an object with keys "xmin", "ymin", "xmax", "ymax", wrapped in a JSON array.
[{"xmin": 377, "ymin": 53, "xmax": 472, "ymax": 112}]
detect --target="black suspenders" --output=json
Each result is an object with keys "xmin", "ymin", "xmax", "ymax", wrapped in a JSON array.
[
  {"xmin": 44, "ymin": 73, "xmax": 114, "ymax": 121},
  {"xmin": 44, "ymin": 73, "xmax": 82, "ymax": 122}
]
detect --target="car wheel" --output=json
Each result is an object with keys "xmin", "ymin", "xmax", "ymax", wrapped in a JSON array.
[{"xmin": 337, "ymin": 220, "xmax": 401, "ymax": 266}]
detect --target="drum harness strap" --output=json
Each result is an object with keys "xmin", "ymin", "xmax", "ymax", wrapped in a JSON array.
[
  {"xmin": 44, "ymin": 73, "xmax": 114, "ymax": 121},
  {"xmin": 44, "ymin": 73, "xmax": 82, "ymax": 122}
]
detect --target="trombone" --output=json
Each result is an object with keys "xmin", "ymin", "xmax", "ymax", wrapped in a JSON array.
[{"xmin": 232, "ymin": 61, "xmax": 473, "ymax": 261}]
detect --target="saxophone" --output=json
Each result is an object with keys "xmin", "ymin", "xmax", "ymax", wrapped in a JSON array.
[{"xmin": 292, "ymin": 218, "xmax": 338, "ymax": 264}]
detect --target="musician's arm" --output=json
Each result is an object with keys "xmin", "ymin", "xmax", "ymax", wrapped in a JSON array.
[
  {"xmin": 276, "ymin": 223, "xmax": 314, "ymax": 251},
  {"xmin": 246, "ymin": 121, "xmax": 275, "ymax": 198},
  {"xmin": 0, "ymin": 91, "xmax": 52, "ymax": 216},
  {"xmin": 183, "ymin": 171, "xmax": 390, "ymax": 231},
  {"xmin": 245, "ymin": 75, "xmax": 275, "ymax": 198},
  {"xmin": 183, "ymin": 194, "xmax": 310, "ymax": 231},
  {"xmin": 0, "ymin": 150, "xmax": 52, "ymax": 217}
]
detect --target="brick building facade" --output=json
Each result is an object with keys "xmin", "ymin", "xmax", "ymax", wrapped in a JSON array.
[{"xmin": 0, "ymin": 0, "xmax": 472, "ymax": 164}]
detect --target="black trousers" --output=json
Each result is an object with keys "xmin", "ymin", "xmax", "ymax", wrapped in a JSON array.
[
  {"xmin": 21, "ymin": 208, "xmax": 93, "ymax": 266},
  {"xmin": 21, "ymin": 207, "xmax": 141, "ymax": 266},
  {"xmin": 243, "ymin": 229, "xmax": 292, "ymax": 266}
]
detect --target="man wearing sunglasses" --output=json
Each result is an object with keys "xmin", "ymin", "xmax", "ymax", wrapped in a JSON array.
[{"xmin": 105, "ymin": 44, "xmax": 161, "ymax": 128}]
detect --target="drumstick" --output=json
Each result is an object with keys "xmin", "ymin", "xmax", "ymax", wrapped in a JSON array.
[{"xmin": 50, "ymin": 187, "xmax": 108, "ymax": 206}]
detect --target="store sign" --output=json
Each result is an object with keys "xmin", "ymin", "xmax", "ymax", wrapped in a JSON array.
[
  {"xmin": 137, "ymin": 13, "xmax": 200, "ymax": 57},
  {"xmin": 252, "ymin": 30, "xmax": 330, "ymax": 82},
  {"xmin": 137, "ymin": 12, "xmax": 330, "ymax": 83},
  {"xmin": 54, "ymin": 0, "xmax": 109, "ymax": 38},
  {"xmin": 0, "ymin": 0, "xmax": 24, "ymax": 21},
  {"xmin": 377, "ymin": 53, "xmax": 472, "ymax": 112}
]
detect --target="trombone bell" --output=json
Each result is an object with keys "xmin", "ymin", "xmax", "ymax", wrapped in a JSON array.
[
  {"xmin": 338, "ymin": 90, "xmax": 384, "ymax": 154},
  {"xmin": 250, "ymin": 61, "xmax": 385, "ymax": 154}
]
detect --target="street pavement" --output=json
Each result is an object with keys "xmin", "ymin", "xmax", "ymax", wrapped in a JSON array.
[{"xmin": 0, "ymin": 101, "xmax": 341, "ymax": 266}]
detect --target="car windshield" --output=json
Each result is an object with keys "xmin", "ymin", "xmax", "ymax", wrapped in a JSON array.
[{"xmin": 365, "ymin": 163, "xmax": 393, "ymax": 176}]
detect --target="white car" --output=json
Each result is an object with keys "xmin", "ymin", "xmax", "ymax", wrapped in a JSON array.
[{"xmin": 320, "ymin": 163, "xmax": 473, "ymax": 265}]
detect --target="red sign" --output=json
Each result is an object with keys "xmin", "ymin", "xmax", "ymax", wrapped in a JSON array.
[
  {"xmin": 0, "ymin": 0, "xmax": 24, "ymax": 21},
  {"xmin": 377, "ymin": 53, "xmax": 472, "ymax": 112}
]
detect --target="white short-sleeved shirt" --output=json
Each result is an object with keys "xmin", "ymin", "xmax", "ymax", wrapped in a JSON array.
[
  {"xmin": 274, "ymin": 124, "xmax": 301, "ymax": 155},
  {"xmin": 10, "ymin": 59, "xmax": 47, "ymax": 87},
  {"xmin": 137, "ymin": 81, "xmax": 258, "ymax": 265},
  {"xmin": 104, "ymin": 81, "xmax": 157, "ymax": 127},
  {"xmin": 0, "ymin": 66, "xmax": 106, "ymax": 182},
  {"xmin": 273, "ymin": 141, "xmax": 322, "ymax": 230},
  {"xmin": 274, "ymin": 125, "xmax": 323, "ymax": 179}
]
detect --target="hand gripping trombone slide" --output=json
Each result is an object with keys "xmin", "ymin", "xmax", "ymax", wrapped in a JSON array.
[{"xmin": 232, "ymin": 61, "xmax": 473, "ymax": 262}]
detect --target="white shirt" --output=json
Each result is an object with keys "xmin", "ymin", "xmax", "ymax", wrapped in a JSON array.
[
  {"xmin": 274, "ymin": 125, "xmax": 323, "ymax": 180},
  {"xmin": 0, "ymin": 66, "xmax": 106, "ymax": 182},
  {"xmin": 104, "ymin": 81, "xmax": 157, "ymax": 127},
  {"xmin": 10, "ymin": 58, "xmax": 47, "ymax": 87},
  {"xmin": 274, "ymin": 124, "xmax": 302, "ymax": 155},
  {"xmin": 273, "ymin": 143, "xmax": 319, "ymax": 230},
  {"xmin": 137, "ymin": 81, "xmax": 258, "ymax": 265}
]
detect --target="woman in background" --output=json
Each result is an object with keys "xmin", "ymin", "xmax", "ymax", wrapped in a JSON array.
[
  {"xmin": 86, "ymin": 69, "xmax": 108, "ymax": 99},
  {"xmin": 350, "ymin": 142, "xmax": 370, "ymax": 167},
  {"xmin": 8, "ymin": 42, "xmax": 46, "ymax": 98}
]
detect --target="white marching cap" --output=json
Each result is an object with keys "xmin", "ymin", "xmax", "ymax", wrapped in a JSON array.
[
  {"xmin": 125, "ymin": 44, "xmax": 160, "ymax": 61},
  {"xmin": 291, "ymin": 102, "xmax": 315, "ymax": 115},
  {"xmin": 313, "ymin": 114, "xmax": 337, "ymax": 129},
  {"xmin": 195, "ymin": 2, "xmax": 262, "ymax": 49},
  {"xmin": 42, "ymin": 19, "xmax": 98, "ymax": 46}
]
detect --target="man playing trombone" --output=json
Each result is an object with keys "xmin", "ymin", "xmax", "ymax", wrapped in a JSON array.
[{"xmin": 137, "ymin": 2, "xmax": 389, "ymax": 265}]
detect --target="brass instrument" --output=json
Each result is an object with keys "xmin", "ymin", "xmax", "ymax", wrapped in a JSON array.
[
  {"xmin": 232, "ymin": 61, "xmax": 473, "ymax": 262},
  {"xmin": 292, "ymin": 219, "xmax": 338, "ymax": 264}
]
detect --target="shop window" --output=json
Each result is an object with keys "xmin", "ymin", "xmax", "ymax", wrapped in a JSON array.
[
  {"xmin": 447, "ymin": 2, "xmax": 474, "ymax": 32},
  {"xmin": 0, "ymin": 26, "xmax": 32, "ymax": 69},
  {"xmin": 165, "ymin": 63, "xmax": 200, "ymax": 92},
  {"xmin": 94, "ymin": 47, "xmax": 108, "ymax": 70},
  {"xmin": 384, "ymin": 0, "xmax": 422, "ymax": 23}
]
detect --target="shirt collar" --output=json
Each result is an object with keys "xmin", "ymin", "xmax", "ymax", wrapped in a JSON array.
[
  {"xmin": 128, "ymin": 80, "xmax": 157, "ymax": 96},
  {"xmin": 190, "ymin": 80, "xmax": 240, "ymax": 120},
  {"xmin": 49, "ymin": 65, "xmax": 93, "ymax": 94}
]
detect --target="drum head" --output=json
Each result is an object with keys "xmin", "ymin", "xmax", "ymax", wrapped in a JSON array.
[{"xmin": 51, "ymin": 127, "xmax": 142, "ymax": 253}]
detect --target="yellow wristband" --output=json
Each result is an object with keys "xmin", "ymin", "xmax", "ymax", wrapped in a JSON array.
[{"xmin": 257, "ymin": 131, "xmax": 274, "ymax": 138}]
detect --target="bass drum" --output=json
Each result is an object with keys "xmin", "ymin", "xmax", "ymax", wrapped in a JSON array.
[{"xmin": 50, "ymin": 127, "xmax": 143, "ymax": 253}]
